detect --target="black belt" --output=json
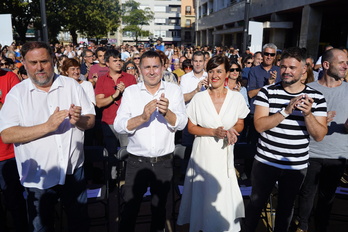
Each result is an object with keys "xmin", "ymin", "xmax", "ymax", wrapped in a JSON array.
[{"xmin": 129, "ymin": 153, "xmax": 173, "ymax": 164}]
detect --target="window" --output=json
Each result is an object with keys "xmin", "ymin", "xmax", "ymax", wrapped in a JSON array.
[
  {"xmin": 123, "ymin": 31, "xmax": 135, "ymax": 37},
  {"xmin": 171, "ymin": 7, "xmax": 178, "ymax": 12},
  {"xmin": 154, "ymin": 30, "xmax": 166, "ymax": 38},
  {"xmin": 172, "ymin": 30, "xmax": 181, "ymax": 38},
  {"xmin": 154, "ymin": 6, "xmax": 166, "ymax": 12},
  {"xmin": 185, "ymin": 31, "xmax": 191, "ymax": 40},
  {"xmin": 161, "ymin": 31, "xmax": 166, "ymax": 38},
  {"xmin": 185, "ymin": 19, "xmax": 191, "ymax": 27},
  {"xmin": 185, "ymin": 6, "xmax": 191, "ymax": 15},
  {"xmin": 154, "ymin": 18, "xmax": 166, "ymax": 25},
  {"xmin": 169, "ymin": 19, "xmax": 179, "ymax": 25}
]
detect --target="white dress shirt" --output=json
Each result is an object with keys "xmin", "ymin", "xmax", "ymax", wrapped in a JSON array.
[
  {"xmin": 114, "ymin": 81, "xmax": 187, "ymax": 157},
  {"xmin": 0, "ymin": 75, "xmax": 95, "ymax": 189},
  {"xmin": 180, "ymin": 70, "xmax": 208, "ymax": 105}
]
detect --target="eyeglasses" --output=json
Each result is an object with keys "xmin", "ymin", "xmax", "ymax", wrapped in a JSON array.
[
  {"xmin": 263, "ymin": 52, "xmax": 276, "ymax": 57},
  {"xmin": 126, "ymin": 66, "xmax": 135, "ymax": 70},
  {"xmin": 230, "ymin": 68, "xmax": 241, "ymax": 72},
  {"xmin": 305, "ymin": 63, "xmax": 311, "ymax": 66},
  {"xmin": 0, "ymin": 62, "xmax": 7, "ymax": 66},
  {"xmin": 84, "ymin": 55, "xmax": 93, "ymax": 58},
  {"xmin": 246, "ymin": 62, "xmax": 252, "ymax": 64},
  {"xmin": 133, "ymin": 57, "xmax": 140, "ymax": 60},
  {"xmin": 184, "ymin": 66, "xmax": 193, "ymax": 70}
]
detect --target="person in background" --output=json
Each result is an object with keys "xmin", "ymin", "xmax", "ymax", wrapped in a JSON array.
[
  {"xmin": 61, "ymin": 58, "xmax": 95, "ymax": 105},
  {"xmin": 0, "ymin": 66, "xmax": 27, "ymax": 232},
  {"xmin": 296, "ymin": 48, "xmax": 348, "ymax": 232},
  {"xmin": 18, "ymin": 65, "xmax": 28, "ymax": 81},
  {"xmin": 172, "ymin": 59, "xmax": 185, "ymax": 83},
  {"xmin": 241, "ymin": 56, "xmax": 254, "ymax": 86},
  {"xmin": 155, "ymin": 37, "xmax": 165, "ymax": 52},
  {"xmin": 252, "ymin": 51, "xmax": 263, "ymax": 66},
  {"xmin": 95, "ymin": 49, "xmax": 137, "ymax": 156},
  {"xmin": 80, "ymin": 49, "xmax": 95, "ymax": 79},
  {"xmin": 300, "ymin": 62, "xmax": 315, "ymax": 85},
  {"xmin": 226, "ymin": 61, "xmax": 249, "ymax": 107},
  {"xmin": 88, "ymin": 46, "xmax": 109, "ymax": 86},
  {"xmin": 122, "ymin": 60, "xmax": 140, "ymax": 82}
]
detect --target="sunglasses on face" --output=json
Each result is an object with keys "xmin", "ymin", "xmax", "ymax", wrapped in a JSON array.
[
  {"xmin": 126, "ymin": 66, "xmax": 135, "ymax": 70},
  {"xmin": 246, "ymin": 62, "xmax": 252, "ymax": 64},
  {"xmin": 230, "ymin": 68, "xmax": 241, "ymax": 72},
  {"xmin": 133, "ymin": 57, "xmax": 140, "ymax": 60},
  {"xmin": 184, "ymin": 66, "xmax": 193, "ymax": 70},
  {"xmin": 263, "ymin": 52, "xmax": 276, "ymax": 57}
]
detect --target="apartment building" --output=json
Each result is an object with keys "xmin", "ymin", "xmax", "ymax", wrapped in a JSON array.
[{"xmin": 120, "ymin": 0, "xmax": 182, "ymax": 45}]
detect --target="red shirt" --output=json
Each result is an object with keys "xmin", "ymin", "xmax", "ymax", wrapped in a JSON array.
[
  {"xmin": 0, "ymin": 69, "xmax": 20, "ymax": 161},
  {"xmin": 95, "ymin": 72, "xmax": 136, "ymax": 125}
]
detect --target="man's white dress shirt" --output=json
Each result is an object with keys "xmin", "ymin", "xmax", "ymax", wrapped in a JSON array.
[
  {"xmin": 114, "ymin": 81, "xmax": 187, "ymax": 157},
  {"xmin": 0, "ymin": 75, "xmax": 95, "ymax": 189}
]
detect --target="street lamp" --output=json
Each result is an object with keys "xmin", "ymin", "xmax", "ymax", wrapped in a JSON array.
[
  {"xmin": 242, "ymin": 0, "xmax": 250, "ymax": 52},
  {"xmin": 40, "ymin": 0, "xmax": 49, "ymax": 43}
]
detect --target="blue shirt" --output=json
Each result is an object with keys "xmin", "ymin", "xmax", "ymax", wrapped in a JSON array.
[
  {"xmin": 247, "ymin": 64, "xmax": 281, "ymax": 113},
  {"xmin": 155, "ymin": 44, "xmax": 165, "ymax": 52}
]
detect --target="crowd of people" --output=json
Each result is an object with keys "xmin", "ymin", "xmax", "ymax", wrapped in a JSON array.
[{"xmin": 0, "ymin": 39, "xmax": 347, "ymax": 232}]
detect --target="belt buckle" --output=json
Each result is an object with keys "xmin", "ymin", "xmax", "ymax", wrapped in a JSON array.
[{"xmin": 150, "ymin": 157, "xmax": 158, "ymax": 164}]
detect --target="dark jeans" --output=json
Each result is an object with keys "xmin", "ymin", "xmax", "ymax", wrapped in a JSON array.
[
  {"xmin": 119, "ymin": 155, "xmax": 173, "ymax": 232},
  {"xmin": 101, "ymin": 123, "xmax": 128, "ymax": 156},
  {"xmin": 297, "ymin": 158, "xmax": 346, "ymax": 232},
  {"xmin": 0, "ymin": 158, "xmax": 28, "ymax": 232},
  {"xmin": 244, "ymin": 160, "xmax": 307, "ymax": 232},
  {"xmin": 26, "ymin": 166, "xmax": 88, "ymax": 232}
]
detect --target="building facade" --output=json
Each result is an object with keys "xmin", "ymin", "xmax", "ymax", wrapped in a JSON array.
[
  {"xmin": 195, "ymin": 0, "xmax": 348, "ymax": 59},
  {"xmin": 181, "ymin": 0, "xmax": 196, "ymax": 46},
  {"xmin": 120, "ymin": 0, "xmax": 182, "ymax": 45}
]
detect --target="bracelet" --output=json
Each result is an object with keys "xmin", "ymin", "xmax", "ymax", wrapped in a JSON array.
[
  {"xmin": 110, "ymin": 95, "xmax": 115, "ymax": 101},
  {"xmin": 278, "ymin": 107, "xmax": 289, "ymax": 118}
]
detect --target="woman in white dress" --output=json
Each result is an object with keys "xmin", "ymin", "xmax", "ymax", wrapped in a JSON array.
[{"xmin": 177, "ymin": 55, "xmax": 250, "ymax": 232}]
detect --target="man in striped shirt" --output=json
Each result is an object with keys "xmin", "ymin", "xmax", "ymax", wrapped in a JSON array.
[{"xmin": 244, "ymin": 47, "xmax": 328, "ymax": 232}]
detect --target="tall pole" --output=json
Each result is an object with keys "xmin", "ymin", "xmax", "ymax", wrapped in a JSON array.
[
  {"xmin": 242, "ymin": 0, "xmax": 250, "ymax": 52},
  {"xmin": 40, "ymin": 0, "xmax": 49, "ymax": 44}
]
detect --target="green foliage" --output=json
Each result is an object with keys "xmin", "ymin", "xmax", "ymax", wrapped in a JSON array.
[
  {"xmin": 0, "ymin": 0, "xmax": 121, "ymax": 44},
  {"xmin": 121, "ymin": 0, "xmax": 154, "ymax": 42},
  {"xmin": 0, "ymin": 0, "xmax": 39, "ymax": 43}
]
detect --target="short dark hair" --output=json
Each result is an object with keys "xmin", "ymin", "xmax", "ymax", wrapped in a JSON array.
[
  {"xmin": 95, "ymin": 46, "xmax": 107, "ymax": 55},
  {"xmin": 18, "ymin": 65, "xmax": 27, "ymax": 75},
  {"xmin": 192, "ymin": 51, "xmax": 205, "ymax": 60},
  {"xmin": 21, "ymin": 41, "xmax": 54, "ymax": 59},
  {"xmin": 253, "ymin": 51, "xmax": 262, "ymax": 57},
  {"xmin": 206, "ymin": 55, "xmax": 230, "ymax": 73},
  {"xmin": 61, "ymin": 58, "xmax": 80, "ymax": 75},
  {"xmin": 182, "ymin": 59, "xmax": 193, "ymax": 70},
  {"xmin": 104, "ymin": 49, "xmax": 121, "ymax": 63},
  {"xmin": 81, "ymin": 49, "xmax": 93, "ymax": 58},
  {"xmin": 280, "ymin": 47, "xmax": 306, "ymax": 63},
  {"xmin": 140, "ymin": 50, "xmax": 163, "ymax": 66},
  {"xmin": 321, "ymin": 48, "xmax": 340, "ymax": 66}
]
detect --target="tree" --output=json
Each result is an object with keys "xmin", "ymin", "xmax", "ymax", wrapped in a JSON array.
[
  {"xmin": 0, "ymin": 0, "xmax": 39, "ymax": 43},
  {"xmin": 45, "ymin": 0, "xmax": 121, "ymax": 44},
  {"xmin": 0, "ymin": 0, "xmax": 121, "ymax": 44},
  {"xmin": 121, "ymin": 0, "xmax": 154, "ymax": 42}
]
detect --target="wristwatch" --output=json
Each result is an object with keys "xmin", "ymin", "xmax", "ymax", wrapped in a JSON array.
[{"xmin": 278, "ymin": 107, "xmax": 289, "ymax": 118}]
